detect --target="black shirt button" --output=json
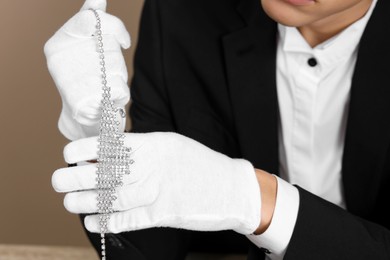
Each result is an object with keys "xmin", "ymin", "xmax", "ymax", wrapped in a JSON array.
[{"xmin": 308, "ymin": 57, "xmax": 318, "ymax": 67}]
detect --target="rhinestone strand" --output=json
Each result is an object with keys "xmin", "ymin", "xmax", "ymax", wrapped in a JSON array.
[{"xmin": 91, "ymin": 9, "xmax": 132, "ymax": 260}]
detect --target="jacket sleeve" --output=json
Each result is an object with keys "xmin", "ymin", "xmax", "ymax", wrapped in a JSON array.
[
  {"xmin": 248, "ymin": 186, "xmax": 390, "ymax": 260},
  {"xmin": 282, "ymin": 186, "xmax": 390, "ymax": 260},
  {"xmin": 129, "ymin": 0, "xmax": 175, "ymax": 133}
]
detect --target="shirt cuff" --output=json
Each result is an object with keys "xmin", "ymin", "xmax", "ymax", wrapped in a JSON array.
[{"xmin": 246, "ymin": 176, "xmax": 300, "ymax": 260}]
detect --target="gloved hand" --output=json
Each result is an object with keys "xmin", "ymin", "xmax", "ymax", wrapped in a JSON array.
[
  {"xmin": 52, "ymin": 132, "xmax": 262, "ymax": 235},
  {"xmin": 44, "ymin": 0, "xmax": 131, "ymax": 140}
]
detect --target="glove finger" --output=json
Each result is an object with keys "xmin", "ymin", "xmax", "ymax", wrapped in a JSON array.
[
  {"xmin": 109, "ymin": 75, "xmax": 130, "ymax": 108},
  {"xmin": 72, "ymin": 96, "xmax": 101, "ymax": 127},
  {"xmin": 64, "ymin": 133, "xmax": 153, "ymax": 167},
  {"xmin": 64, "ymin": 190, "xmax": 98, "ymax": 214},
  {"xmin": 80, "ymin": 0, "xmax": 107, "ymax": 12},
  {"xmin": 84, "ymin": 207, "xmax": 156, "ymax": 233},
  {"xmin": 52, "ymin": 164, "xmax": 97, "ymax": 193},
  {"xmin": 63, "ymin": 183, "xmax": 155, "ymax": 214},
  {"xmin": 64, "ymin": 136, "xmax": 99, "ymax": 164}
]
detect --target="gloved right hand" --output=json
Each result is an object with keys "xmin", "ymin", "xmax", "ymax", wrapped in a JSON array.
[
  {"xmin": 44, "ymin": 0, "xmax": 131, "ymax": 140},
  {"xmin": 52, "ymin": 132, "xmax": 263, "ymax": 235}
]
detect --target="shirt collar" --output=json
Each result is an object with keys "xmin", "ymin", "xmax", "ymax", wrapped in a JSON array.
[{"xmin": 278, "ymin": 0, "xmax": 378, "ymax": 66}]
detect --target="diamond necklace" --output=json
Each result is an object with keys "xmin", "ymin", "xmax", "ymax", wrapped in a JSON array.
[{"xmin": 91, "ymin": 9, "xmax": 133, "ymax": 260}]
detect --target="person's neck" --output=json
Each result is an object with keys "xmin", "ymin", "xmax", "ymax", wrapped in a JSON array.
[{"xmin": 299, "ymin": 0, "xmax": 373, "ymax": 48}]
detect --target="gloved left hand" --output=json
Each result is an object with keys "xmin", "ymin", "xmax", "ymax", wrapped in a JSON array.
[{"xmin": 52, "ymin": 132, "xmax": 262, "ymax": 235}]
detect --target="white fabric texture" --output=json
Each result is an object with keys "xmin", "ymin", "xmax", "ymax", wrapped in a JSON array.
[
  {"xmin": 248, "ymin": 1, "xmax": 378, "ymax": 259},
  {"xmin": 44, "ymin": 0, "xmax": 130, "ymax": 140},
  {"xmin": 52, "ymin": 132, "xmax": 262, "ymax": 235}
]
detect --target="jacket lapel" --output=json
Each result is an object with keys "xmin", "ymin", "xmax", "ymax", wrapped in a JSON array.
[
  {"xmin": 222, "ymin": 0, "xmax": 279, "ymax": 174},
  {"xmin": 342, "ymin": 0, "xmax": 390, "ymax": 216}
]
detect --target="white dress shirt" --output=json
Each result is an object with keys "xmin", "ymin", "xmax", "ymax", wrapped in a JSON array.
[{"xmin": 247, "ymin": 1, "xmax": 378, "ymax": 259}]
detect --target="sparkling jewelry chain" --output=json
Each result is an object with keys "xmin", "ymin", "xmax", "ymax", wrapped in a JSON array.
[{"xmin": 91, "ymin": 9, "xmax": 132, "ymax": 260}]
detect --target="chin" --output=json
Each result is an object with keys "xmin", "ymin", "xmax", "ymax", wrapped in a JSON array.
[{"xmin": 261, "ymin": 0, "xmax": 315, "ymax": 27}]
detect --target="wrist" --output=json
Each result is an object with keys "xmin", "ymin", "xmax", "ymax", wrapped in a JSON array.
[{"xmin": 253, "ymin": 168, "xmax": 277, "ymax": 235}]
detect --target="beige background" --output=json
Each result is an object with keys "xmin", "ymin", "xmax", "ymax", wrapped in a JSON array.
[{"xmin": 0, "ymin": 0, "xmax": 144, "ymax": 247}]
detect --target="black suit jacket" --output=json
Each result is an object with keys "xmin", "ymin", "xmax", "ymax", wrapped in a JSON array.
[{"xmin": 84, "ymin": 0, "xmax": 390, "ymax": 259}]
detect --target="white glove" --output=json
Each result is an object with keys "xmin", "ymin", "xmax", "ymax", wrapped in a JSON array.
[
  {"xmin": 52, "ymin": 132, "xmax": 262, "ymax": 235},
  {"xmin": 44, "ymin": 0, "xmax": 131, "ymax": 140}
]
